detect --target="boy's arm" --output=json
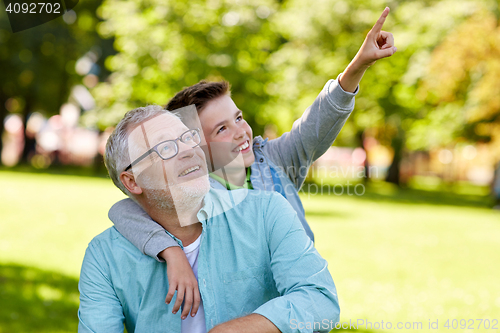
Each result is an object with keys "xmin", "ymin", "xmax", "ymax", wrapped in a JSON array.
[
  {"xmin": 265, "ymin": 8, "xmax": 396, "ymax": 189},
  {"xmin": 109, "ymin": 198, "xmax": 179, "ymax": 260},
  {"xmin": 109, "ymin": 198, "xmax": 200, "ymax": 319}
]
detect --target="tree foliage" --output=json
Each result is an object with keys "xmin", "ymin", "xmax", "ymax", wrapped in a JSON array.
[
  {"xmin": 87, "ymin": 0, "xmax": 283, "ymax": 134},
  {"xmin": 414, "ymin": 5, "xmax": 500, "ymax": 149},
  {"xmin": 0, "ymin": 0, "xmax": 113, "ymax": 163}
]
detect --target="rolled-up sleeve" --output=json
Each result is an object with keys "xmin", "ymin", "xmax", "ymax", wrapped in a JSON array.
[
  {"xmin": 78, "ymin": 242, "xmax": 125, "ymax": 333},
  {"xmin": 253, "ymin": 194, "xmax": 340, "ymax": 333}
]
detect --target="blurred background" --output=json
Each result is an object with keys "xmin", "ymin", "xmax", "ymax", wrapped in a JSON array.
[{"xmin": 1, "ymin": 0, "xmax": 499, "ymax": 332}]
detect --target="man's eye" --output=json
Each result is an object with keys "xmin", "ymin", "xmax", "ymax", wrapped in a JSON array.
[
  {"xmin": 217, "ymin": 126, "xmax": 226, "ymax": 134},
  {"xmin": 184, "ymin": 135, "xmax": 193, "ymax": 142},
  {"xmin": 236, "ymin": 115, "xmax": 243, "ymax": 122},
  {"xmin": 161, "ymin": 145, "xmax": 172, "ymax": 153}
]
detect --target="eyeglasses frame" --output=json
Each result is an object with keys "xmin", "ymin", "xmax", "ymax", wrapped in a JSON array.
[{"xmin": 124, "ymin": 128, "xmax": 201, "ymax": 172}]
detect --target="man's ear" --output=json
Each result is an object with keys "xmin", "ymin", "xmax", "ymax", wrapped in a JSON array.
[{"xmin": 120, "ymin": 171, "xmax": 143, "ymax": 195}]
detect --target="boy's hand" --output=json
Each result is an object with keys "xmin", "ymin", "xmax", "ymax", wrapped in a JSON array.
[
  {"xmin": 353, "ymin": 7, "xmax": 396, "ymax": 68},
  {"xmin": 160, "ymin": 247, "xmax": 201, "ymax": 320},
  {"xmin": 339, "ymin": 7, "xmax": 396, "ymax": 92}
]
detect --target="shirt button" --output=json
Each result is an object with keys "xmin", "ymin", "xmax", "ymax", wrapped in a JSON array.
[
  {"xmin": 259, "ymin": 158, "xmax": 264, "ymax": 162},
  {"xmin": 203, "ymin": 279, "xmax": 206, "ymax": 286}
]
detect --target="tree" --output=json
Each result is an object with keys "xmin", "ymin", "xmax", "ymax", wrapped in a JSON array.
[
  {"xmin": 87, "ymin": 0, "xmax": 284, "ymax": 134},
  {"xmin": 414, "ymin": 6, "xmax": 500, "ymax": 152},
  {"xmin": 0, "ymin": 1, "xmax": 113, "ymax": 165}
]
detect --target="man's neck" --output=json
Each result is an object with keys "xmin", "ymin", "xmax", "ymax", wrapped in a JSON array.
[{"xmin": 144, "ymin": 197, "xmax": 204, "ymax": 247}]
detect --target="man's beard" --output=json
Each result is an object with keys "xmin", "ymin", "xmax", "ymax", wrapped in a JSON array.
[
  {"xmin": 169, "ymin": 174, "xmax": 210, "ymax": 212},
  {"xmin": 143, "ymin": 174, "xmax": 210, "ymax": 218}
]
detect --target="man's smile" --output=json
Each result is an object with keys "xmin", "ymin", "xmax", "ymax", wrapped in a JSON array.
[{"xmin": 178, "ymin": 165, "xmax": 202, "ymax": 177}]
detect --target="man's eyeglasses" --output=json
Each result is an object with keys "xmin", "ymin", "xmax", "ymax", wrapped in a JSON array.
[{"xmin": 124, "ymin": 129, "xmax": 201, "ymax": 172}]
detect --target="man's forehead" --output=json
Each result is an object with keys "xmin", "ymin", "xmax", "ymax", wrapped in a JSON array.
[{"xmin": 129, "ymin": 113, "xmax": 187, "ymax": 148}]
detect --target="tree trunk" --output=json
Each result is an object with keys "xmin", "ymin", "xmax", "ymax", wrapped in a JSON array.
[
  {"xmin": 357, "ymin": 130, "xmax": 370, "ymax": 183},
  {"xmin": 0, "ymin": 95, "xmax": 6, "ymax": 166},
  {"xmin": 20, "ymin": 96, "xmax": 36, "ymax": 164},
  {"xmin": 385, "ymin": 130, "xmax": 405, "ymax": 186}
]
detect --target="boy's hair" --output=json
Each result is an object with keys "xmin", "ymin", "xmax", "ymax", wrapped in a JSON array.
[{"xmin": 166, "ymin": 80, "xmax": 231, "ymax": 113}]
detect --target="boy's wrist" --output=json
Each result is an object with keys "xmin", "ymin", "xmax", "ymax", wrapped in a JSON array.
[
  {"xmin": 347, "ymin": 57, "xmax": 371, "ymax": 74},
  {"xmin": 159, "ymin": 246, "xmax": 184, "ymax": 262}
]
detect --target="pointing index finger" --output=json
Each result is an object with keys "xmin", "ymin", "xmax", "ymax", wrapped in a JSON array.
[{"xmin": 372, "ymin": 7, "xmax": 390, "ymax": 34}]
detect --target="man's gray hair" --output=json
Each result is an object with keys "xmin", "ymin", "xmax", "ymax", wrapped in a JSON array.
[{"xmin": 104, "ymin": 104, "xmax": 176, "ymax": 196}]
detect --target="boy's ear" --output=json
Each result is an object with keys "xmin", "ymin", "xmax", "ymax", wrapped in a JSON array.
[{"xmin": 120, "ymin": 172, "xmax": 143, "ymax": 195}]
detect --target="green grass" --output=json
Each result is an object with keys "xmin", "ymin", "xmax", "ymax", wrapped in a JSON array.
[
  {"xmin": 1, "ymin": 170, "xmax": 499, "ymax": 332},
  {"xmin": 301, "ymin": 182, "xmax": 500, "ymax": 333}
]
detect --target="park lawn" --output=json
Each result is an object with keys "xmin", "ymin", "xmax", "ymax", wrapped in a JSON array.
[
  {"xmin": 1, "ymin": 170, "xmax": 499, "ymax": 333},
  {"xmin": 301, "ymin": 183, "xmax": 500, "ymax": 332}
]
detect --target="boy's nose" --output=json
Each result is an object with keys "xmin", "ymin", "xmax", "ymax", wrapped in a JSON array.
[{"xmin": 234, "ymin": 127, "xmax": 245, "ymax": 139}]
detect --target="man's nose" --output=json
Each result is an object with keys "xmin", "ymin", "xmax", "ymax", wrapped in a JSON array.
[{"xmin": 177, "ymin": 141, "xmax": 195, "ymax": 159}]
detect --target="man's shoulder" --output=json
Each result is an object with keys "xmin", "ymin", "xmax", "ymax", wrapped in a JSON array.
[
  {"xmin": 89, "ymin": 226, "xmax": 122, "ymax": 244},
  {"xmin": 86, "ymin": 227, "xmax": 140, "ymax": 256}
]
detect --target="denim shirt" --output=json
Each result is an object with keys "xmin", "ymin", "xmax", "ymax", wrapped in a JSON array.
[
  {"xmin": 78, "ymin": 189, "xmax": 339, "ymax": 333},
  {"xmin": 249, "ymin": 137, "xmax": 313, "ymax": 241}
]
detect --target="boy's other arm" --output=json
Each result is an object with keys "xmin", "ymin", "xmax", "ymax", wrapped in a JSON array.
[
  {"xmin": 339, "ymin": 7, "xmax": 396, "ymax": 93},
  {"xmin": 264, "ymin": 76, "xmax": 356, "ymax": 189},
  {"xmin": 265, "ymin": 8, "xmax": 395, "ymax": 189}
]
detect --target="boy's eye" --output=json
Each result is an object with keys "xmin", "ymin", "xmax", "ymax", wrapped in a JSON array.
[
  {"xmin": 236, "ymin": 115, "xmax": 242, "ymax": 122},
  {"xmin": 216, "ymin": 126, "xmax": 226, "ymax": 134}
]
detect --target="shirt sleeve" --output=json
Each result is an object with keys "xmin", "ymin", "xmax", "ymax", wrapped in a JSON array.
[
  {"xmin": 264, "ymin": 74, "xmax": 358, "ymax": 190},
  {"xmin": 253, "ymin": 194, "xmax": 340, "ymax": 333},
  {"xmin": 108, "ymin": 198, "xmax": 180, "ymax": 262},
  {"xmin": 78, "ymin": 242, "xmax": 125, "ymax": 333}
]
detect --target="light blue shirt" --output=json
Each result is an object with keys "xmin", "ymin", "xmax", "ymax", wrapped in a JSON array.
[{"xmin": 78, "ymin": 189, "xmax": 339, "ymax": 333}]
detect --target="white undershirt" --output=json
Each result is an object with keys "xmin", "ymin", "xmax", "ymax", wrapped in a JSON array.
[{"xmin": 181, "ymin": 234, "xmax": 206, "ymax": 333}]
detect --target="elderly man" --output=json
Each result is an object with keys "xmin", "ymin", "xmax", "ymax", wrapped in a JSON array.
[{"xmin": 78, "ymin": 105, "xmax": 339, "ymax": 333}]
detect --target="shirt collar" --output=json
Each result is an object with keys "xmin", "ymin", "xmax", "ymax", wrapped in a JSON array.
[
  {"xmin": 196, "ymin": 191, "xmax": 213, "ymax": 224},
  {"xmin": 197, "ymin": 188, "xmax": 250, "ymax": 224},
  {"xmin": 164, "ymin": 193, "xmax": 215, "ymax": 249}
]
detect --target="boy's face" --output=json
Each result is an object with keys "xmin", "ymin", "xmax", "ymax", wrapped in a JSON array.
[{"xmin": 198, "ymin": 95, "xmax": 255, "ymax": 168}]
